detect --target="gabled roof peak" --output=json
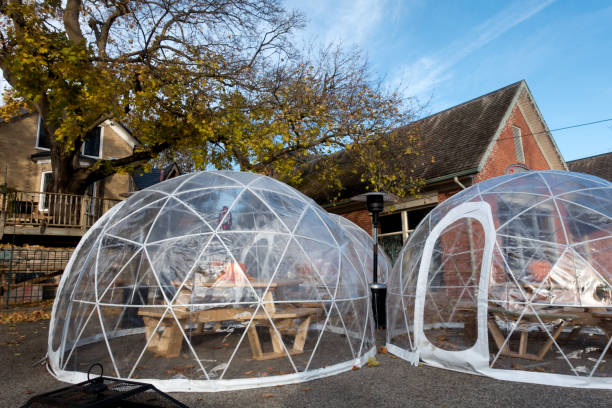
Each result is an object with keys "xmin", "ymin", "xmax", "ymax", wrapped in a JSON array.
[{"xmin": 417, "ymin": 80, "xmax": 524, "ymax": 123}]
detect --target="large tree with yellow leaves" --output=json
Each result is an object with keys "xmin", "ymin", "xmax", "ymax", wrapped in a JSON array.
[{"xmin": 0, "ymin": 0, "xmax": 422, "ymax": 197}]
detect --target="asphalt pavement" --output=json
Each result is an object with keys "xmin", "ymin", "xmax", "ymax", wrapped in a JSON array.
[{"xmin": 1, "ymin": 319, "xmax": 610, "ymax": 408}]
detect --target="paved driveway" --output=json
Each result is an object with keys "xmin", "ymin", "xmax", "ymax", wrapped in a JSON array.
[{"xmin": 1, "ymin": 320, "xmax": 609, "ymax": 408}]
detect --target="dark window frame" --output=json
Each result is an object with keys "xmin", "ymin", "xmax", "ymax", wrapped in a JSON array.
[
  {"xmin": 35, "ymin": 115, "xmax": 50, "ymax": 150},
  {"xmin": 82, "ymin": 127, "xmax": 102, "ymax": 158}
]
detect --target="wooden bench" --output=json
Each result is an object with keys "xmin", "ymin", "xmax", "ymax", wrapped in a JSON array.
[
  {"xmin": 239, "ymin": 307, "xmax": 318, "ymax": 360},
  {"xmin": 138, "ymin": 305, "xmax": 320, "ymax": 360}
]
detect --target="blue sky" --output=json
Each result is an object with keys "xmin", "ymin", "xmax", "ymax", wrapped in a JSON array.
[{"xmin": 286, "ymin": 0, "xmax": 612, "ymax": 161}]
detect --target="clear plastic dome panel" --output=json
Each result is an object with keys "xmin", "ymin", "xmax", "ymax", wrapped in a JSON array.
[
  {"xmin": 49, "ymin": 171, "xmax": 376, "ymax": 391},
  {"xmin": 387, "ymin": 171, "xmax": 612, "ymax": 388}
]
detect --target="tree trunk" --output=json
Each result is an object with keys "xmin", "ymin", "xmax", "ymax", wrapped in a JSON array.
[{"xmin": 50, "ymin": 148, "xmax": 89, "ymax": 195}]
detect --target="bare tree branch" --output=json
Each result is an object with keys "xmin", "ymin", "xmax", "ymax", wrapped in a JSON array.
[{"xmin": 64, "ymin": 0, "xmax": 85, "ymax": 44}]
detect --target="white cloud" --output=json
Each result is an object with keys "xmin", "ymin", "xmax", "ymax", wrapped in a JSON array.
[
  {"xmin": 286, "ymin": 0, "xmax": 402, "ymax": 47},
  {"xmin": 392, "ymin": 0, "xmax": 556, "ymax": 97},
  {"xmin": 322, "ymin": 0, "xmax": 384, "ymax": 45}
]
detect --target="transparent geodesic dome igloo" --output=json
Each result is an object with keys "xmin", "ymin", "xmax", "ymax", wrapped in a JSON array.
[
  {"xmin": 329, "ymin": 214, "xmax": 392, "ymax": 283},
  {"xmin": 48, "ymin": 171, "xmax": 375, "ymax": 392},
  {"xmin": 387, "ymin": 171, "xmax": 612, "ymax": 388}
]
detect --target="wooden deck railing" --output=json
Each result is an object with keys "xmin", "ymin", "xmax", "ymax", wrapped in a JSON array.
[{"xmin": 0, "ymin": 190, "xmax": 121, "ymax": 234}]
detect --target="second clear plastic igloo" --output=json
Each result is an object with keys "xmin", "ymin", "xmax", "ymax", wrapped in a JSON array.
[
  {"xmin": 330, "ymin": 214, "xmax": 392, "ymax": 283},
  {"xmin": 48, "ymin": 171, "xmax": 375, "ymax": 391},
  {"xmin": 387, "ymin": 171, "xmax": 612, "ymax": 388}
]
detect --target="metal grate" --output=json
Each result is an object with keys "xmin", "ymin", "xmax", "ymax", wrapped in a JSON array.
[{"xmin": 21, "ymin": 377, "xmax": 189, "ymax": 408}]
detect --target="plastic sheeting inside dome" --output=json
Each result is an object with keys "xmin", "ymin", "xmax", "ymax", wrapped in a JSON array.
[
  {"xmin": 387, "ymin": 171, "xmax": 612, "ymax": 388},
  {"xmin": 330, "ymin": 214, "xmax": 392, "ymax": 283},
  {"xmin": 48, "ymin": 171, "xmax": 375, "ymax": 392}
]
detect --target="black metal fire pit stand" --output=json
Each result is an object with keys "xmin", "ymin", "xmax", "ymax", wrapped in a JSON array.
[{"xmin": 21, "ymin": 364, "xmax": 189, "ymax": 408}]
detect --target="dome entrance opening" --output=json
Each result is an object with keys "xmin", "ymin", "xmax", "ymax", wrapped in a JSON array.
[{"xmin": 423, "ymin": 216, "xmax": 485, "ymax": 352}]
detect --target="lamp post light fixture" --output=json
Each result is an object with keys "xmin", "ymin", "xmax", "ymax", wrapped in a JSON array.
[{"xmin": 351, "ymin": 191, "xmax": 398, "ymax": 329}]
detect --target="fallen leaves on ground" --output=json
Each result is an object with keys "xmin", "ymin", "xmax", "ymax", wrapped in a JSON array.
[
  {"xmin": 378, "ymin": 346, "xmax": 388, "ymax": 354},
  {"xmin": 367, "ymin": 356, "xmax": 380, "ymax": 367},
  {"xmin": 164, "ymin": 365, "xmax": 194, "ymax": 375},
  {"xmin": 261, "ymin": 393, "xmax": 274, "ymax": 399},
  {"xmin": 352, "ymin": 365, "xmax": 359, "ymax": 371},
  {"xmin": 301, "ymin": 387, "xmax": 312, "ymax": 391},
  {"xmin": 0, "ymin": 309, "xmax": 50, "ymax": 324}
]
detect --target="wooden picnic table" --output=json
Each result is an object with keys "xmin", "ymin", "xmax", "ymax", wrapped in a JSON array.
[
  {"xmin": 487, "ymin": 304, "xmax": 611, "ymax": 361},
  {"xmin": 138, "ymin": 279, "xmax": 321, "ymax": 360}
]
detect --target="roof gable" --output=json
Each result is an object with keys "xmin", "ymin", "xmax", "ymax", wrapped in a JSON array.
[
  {"xmin": 295, "ymin": 81, "xmax": 526, "ymax": 203},
  {"xmin": 2, "ymin": 112, "xmax": 139, "ymax": 149},
  {"xmin": 406, "ymin": 80, "xmax": 523, "ymax": 181}
]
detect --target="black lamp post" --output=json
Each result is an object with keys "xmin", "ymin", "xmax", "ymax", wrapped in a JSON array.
[{"xmin": 351, "ymin": 191, "xmax": 397, "ymax": 329}]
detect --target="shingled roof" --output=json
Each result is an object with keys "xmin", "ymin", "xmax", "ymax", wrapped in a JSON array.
[
  {"xmin": 297, "ymin": 81, "xmax": 524, "ymax": 203},
  {"xmin": 567, "ymin": 152, "xmax": 612, "ymax": 181},
  {"xmin": 405, "ymin": 80, "xmax": 522, "ymax": 182}
]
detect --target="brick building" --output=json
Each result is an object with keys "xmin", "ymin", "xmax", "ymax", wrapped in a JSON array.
[{"xmin": 298, "ymin": 80, "xmax": 567, "ymax": 259}]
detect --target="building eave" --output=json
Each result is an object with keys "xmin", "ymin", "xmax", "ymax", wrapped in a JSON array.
[{"xmin": 424, "ymin": 168, "xmax": 479, "ymax": 185}]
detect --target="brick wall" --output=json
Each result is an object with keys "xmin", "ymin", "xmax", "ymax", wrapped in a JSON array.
[
  {"xmin": 437, "ymin": 218, "xmax": 485, "ymax": 298},
  {"xmin": 437, "ymin": 188, "xmax": 462, "ymax": 204},
  {"xmin": 476, "ymin": 104, "xmax": 551, "ymax": 183},
  {"xmin": 0, "ymin": 114, "xmax": 42, "ymax": 191},
  {"xmin": 339, "ymin": 209, "xmax": 372, "ymax": 235},
  {"xmin": 100, "ymin": 124, "xmax": 133, "ymax": 200}
]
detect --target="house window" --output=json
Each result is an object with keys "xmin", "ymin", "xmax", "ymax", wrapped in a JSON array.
[
  {"xmin": 38, "ymin": 172, "xmax": 53, "ymax": 211},
  {"xmin": 36, "ymin": 116, "xmax": 50, "ymax": 149},
  {"xmin": 36, "ymin": 116, "xmax": 102, "ymax": 157},
  {"xmin": 378, "ymin": 205, "xmax": 434, "ymax": 261},
  {"xmin": 83, "ymin": 127, "xmax": 102, "ymax": 158},
  {"xmin": 513, "ymin": 126, "xmax": 524, "ymax": 163}
]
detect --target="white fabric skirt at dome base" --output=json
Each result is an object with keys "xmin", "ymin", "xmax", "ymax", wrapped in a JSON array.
[
  {"xmin": 48, "ymin": 347, "xmax": 376, "ymax": 392},
  {"xmin": 386, "ymin": 344, "xmax": 612, "ymax": 389}
]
